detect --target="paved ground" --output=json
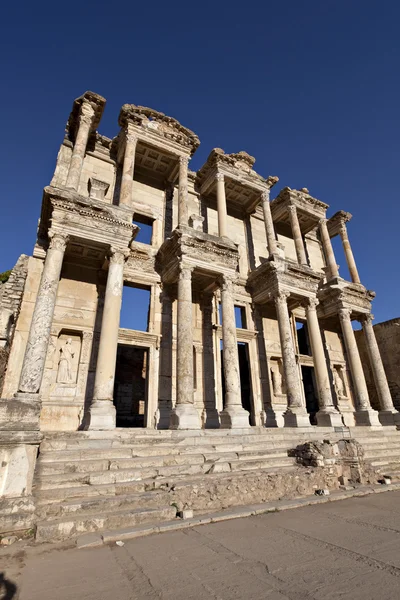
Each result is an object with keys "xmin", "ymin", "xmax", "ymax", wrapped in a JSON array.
[{"xmin": 2, "ymin": 490, "xmax": 400, "ymax": 600}]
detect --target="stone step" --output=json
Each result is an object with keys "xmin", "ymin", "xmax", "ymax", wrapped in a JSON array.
[
  {"xmin": 364, "ymin": 447, "xmax": 400, "ymax": 458},
  {"xmin": 38, "ymin": 490, "xmax": 170, "ymax": 519},
  {"xmin": 34, "ymin": 455, "xmax": 296, "ymax": 490},
  {"xmin": 35, "ymin": 505, "xmax": 177, "ymax": 543},
  {"xmin": 35, "ymin": 480, "xmax": 149, "ymax": 503}
]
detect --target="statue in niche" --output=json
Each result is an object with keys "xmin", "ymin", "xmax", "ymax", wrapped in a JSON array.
[
  {"xmin": 271, "ymin": 366, "xmax": 283, "ymax": 396},
  {"xmin": 57, "ymin": 338, "xmax": 75, "ymax": 383},
  {"xmin": 334, "ymin": 367, "xmax": 347, "ymax": 399}
]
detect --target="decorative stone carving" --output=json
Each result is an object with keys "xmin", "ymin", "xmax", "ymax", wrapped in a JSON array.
[
  {"xmin": 88, "ymin": 177, "xmax": 110, "ymax": 201},
  {"xmin": 189, "ymin": 214, "xmax": 204, "ymax": 231},
  {"xmin": 57, "ymin": 338, "xmax": 75, "ymax": 383},
  {"xmin": 334, "ymin": 365, "xmax": 347, "ymax": 400}
]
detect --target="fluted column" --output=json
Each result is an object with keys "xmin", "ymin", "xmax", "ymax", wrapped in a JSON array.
[
  {"xmin": 119, "ymin": 125, "xmax": 138, "ymax": 207},
  {"xmin": 319, "ymin": 218, "xmax": 339, "ymax": 280},
  {"xmin": 178, "ymin": 156, "xmax": 189, "ymax": 228},
  {"xmin": 287, "ymin": 205, "xmax": 308, "ymax": 265},
  {"xmin": 19, "ymin": 233, "xmax": 68, "ymax": 395},
  {"xmin": 339, "ymin": 221, "xmax": 360, "ymax": 284},
  {"xmin": 338, "ymin": 308, "xmax": 380, "ymax": 426},
  {"xmin": 261, "ymin": 190, "xmax": 277, "ymax": 255},
  {"xmin": 304, "ymin": 298, "xmax": 342, "ymax": 426},
  {"xmin": 216, "ymin": 173, "xmax": 228, "ymax": 238},
  {"xmin": 170, "ymin": 265, "xmax": 200, "ymax": 429},
  {"xmin": 90, "ymin": 248, "xmax": 127, "ymax": 430},
  {"xmin": 361, "ymin": 314, "xmax": 397, "ymax": 423},
  {"xmin": 65, "ymin": 101, "xmax": 95, "ymax": 191},
  {"xmin": 219, "ymin": 276, "xmax": 250, "ymax": 428},
  {"xmin": 274, "ymin": 291, "xmax": 309, "ymax": 427}
]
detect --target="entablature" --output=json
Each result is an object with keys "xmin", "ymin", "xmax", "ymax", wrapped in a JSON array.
[
  {"xmin": 271, "ymin": 187, "xmax": 328, "ymax": 234},
  {"xmin": 327, "ymin": 210, "xmax": 352, "ymax": 237}
]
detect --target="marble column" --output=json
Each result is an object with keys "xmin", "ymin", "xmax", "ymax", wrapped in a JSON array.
[
  {"xmin": 66, "ymin": 101, "xmax": 95, "ymax": 191},
  {"xmin": 361, "ymin": 314, "xmax": 397, "ymax": 424},
  {"xmin": 170, "ymin": 265, "xmax": 201, "ymax": 429},
  {"xmin": 219, "ymin": 276, "xmax": 250, "ymax": 428},
  {"xmin": 90, "ymin": 248, "xmax": 127, "ymax": 430},
  {"xmin": 304, "ymin": 298, "xmax": 342, "ymax": 426},
  {"xmin": 216, "ymin": 173, "xmax": 228, "ymax": 238},
  {"xmin": 274, "ymin": 291, "xmax": 310, "ymax": 427},
  {"xmin": 287, "ymin": 205, "xmax": 308, "ymax": 265},
  {"xmin": 261, "ymin": 190, "xmax": 277, "ymax": 255},
  {"xmin": 178, "ymin": 156, "xmax": 189, "ymax": 228},
  {"xmin": 338, "ymin": 308, "xmax": 380, "ymax": 426},
  {"xmin": 339, "ymin": 222, "xmax": 360, "ymax": 284},
  {"xmin": 19, "ymin": 232, "xmax": 68, "ymax": 394},
  {"xmin": 119, "ymin": 126, "xmax": 138, "ymax": 207},
  {"xmin": 319, "ymin": 218, "xmax": 339, "ymax": 280}
]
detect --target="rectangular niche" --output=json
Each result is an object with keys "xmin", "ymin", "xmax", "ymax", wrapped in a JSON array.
[{"xmin": 52, "ymin": 331, "xmax": 82, "ymax": 398}]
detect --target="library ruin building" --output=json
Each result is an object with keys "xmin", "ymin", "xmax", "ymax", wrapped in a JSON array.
[{"xmin": 1, "ymin": 91, "xmax": 400, "ymax": 543}]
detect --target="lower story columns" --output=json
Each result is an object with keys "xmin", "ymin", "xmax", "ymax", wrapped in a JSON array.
[
  {"xmin": 274, "ymin": 291, "xmax": 310, "ymax": 427},
  {"xmin": 170, "ymin": 265, "xmax": 201, "ymax": 429},
  {"xmin": 338, "ymin": 308, "xmax": 381, "ymax": 426},
  {"xmin": 361, "ymin": 314, "xmax": 398, "ymax": 424},
  {"xmin": 90, "ymin": 248, "xmax": 127, "ymax": 430},
  {"xmin": 219, "ymin": 276, "xmax": 250, "ymax": 428}
]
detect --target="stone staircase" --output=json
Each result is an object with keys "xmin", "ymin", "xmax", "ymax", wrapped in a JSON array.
[{"xmin": 32, "ymin": 426, "xmax": 400, "ymax": 543}]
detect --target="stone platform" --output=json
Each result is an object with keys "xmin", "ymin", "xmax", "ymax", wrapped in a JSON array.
[{"xmin": 27, "ymin": 426, "xmax": 400, "ymax": 543}]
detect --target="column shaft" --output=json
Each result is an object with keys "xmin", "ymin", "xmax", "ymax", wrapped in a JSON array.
[
  {"xmin": 287, "ymin": 205, "xmax": 308, "ymax": 265},
  {"xmin": 119, "ymin": 128, "xmax": 138, "ymax": 207},
  {"xmin": 216, "ymin": 173, "xmax": 228, "ymax": 238},
  {"xmin": 261, "ymin": 190, "xmax": 277, "ymax": 255},
  {"xmin": 66, "ymin": 101, "xmax": 94, "ymax": 191},
  {"xmin": 170, "ymin": 265, "xmax": 200, "ymax": 428},
  {"xmin": 319, "ymin": 218, "xmax": 339, "ymax": 279},
  {"xmin": 19, "ymin": 233, "xmax": 68, "ymax": 394},
  {"xmin": 305, "ymin": 299, "xmax": 342, "ymax": 426},
  {"xmin": 220, "ymin": 277, "xmax": 249, "ymax": 428},
  {"xmin": 178, "ymin": 156, "xmax": 189, "ymax": 228},
  {"xmin": 90, "ymin": 248, "xmax": 126, "ymax": 429},
  {"xmin": 339, "ymin": 223, "xmax": 360, "ymax": 284},
  {"xmin": 362, "ymin": 315, "xmax": 395, "ymax": 413}
]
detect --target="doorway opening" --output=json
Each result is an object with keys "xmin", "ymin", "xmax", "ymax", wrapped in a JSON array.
[
  {"xmin": 114, "ymin": 344, "xmax": 149, "ymax": 427},
  {"xmin": 301, "ymin": 365, "xmax": 318, "ymax": 424},
  {"xmin": 220, "ymin": 341, "xmax": 252, "ymax": 419}
]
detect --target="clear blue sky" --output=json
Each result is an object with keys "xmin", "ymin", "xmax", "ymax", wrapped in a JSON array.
[{"xmin": 1, "ymin": 1, "xmax": 399, "ymax": 325}]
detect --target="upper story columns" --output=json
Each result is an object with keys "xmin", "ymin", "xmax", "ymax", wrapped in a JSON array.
[
  {"xmin": 119, "ymin": 125, "xmax": 138, "ymax": 207},
  {"xmin": 216, "ymin": 173, "xmax": 228, "ymax": 238},
  {"xmin": 65, "ymin": 92, "xmax": 106, "ymax": 192},
  {"xmin": 261, "ymin": 188, "xmax": 278, "ymax": 256},
  {"xmin": 178, "ymin": 156, "xmax": 190, "ymax": 228},
  {"xmin": 287, "ymin": 205, "xmax": 308, "ymax": 265},
  {"xmin": 328, "ymin": 211, "xmax": 361, "ymax": 284},
  {"xmin": 319, "ymin": 218, "xmax": 339, "ymax": 279}
]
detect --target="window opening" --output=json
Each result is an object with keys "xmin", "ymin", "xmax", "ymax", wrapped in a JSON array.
[
  {"xmin": 120, "ymin": 284, "xmax": 150, "ymax": 331},
  {"xmin": 133, "ymin": 214, "xmax": 154, "ymax": 244},
  {"xmin": 295, "ymin": 319, "xmax": 312, "ymax": 356}
]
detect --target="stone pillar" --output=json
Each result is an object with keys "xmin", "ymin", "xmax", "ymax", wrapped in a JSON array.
[
  {"xmin": 216, "ymin": 173, "xmax": 228, "ymax": 238},
  {"xmin": 178, "ymin": 156, "xmax": 189, "ymax": 228},
  {"xmin": 319, "ymin": 218, "xmax": 339, "ymax": 280},
  {"xmin": 219, "ymin": 276, "xmax": 250, "ymax": 428},
  {"xmin": 90, "ymin": 248, "xmax": 127, "ymax": 430},
  {"xmin": 304, "ymin": 298, "xmax": 342, "ymax": 426},
  {"xmin": 361, "ymin": 314, "xmax": 397, "ymax": 424},
  {"xmin": 119, "ymin": 126, "xmax": 138, "ymax": 207},
  {"xmin": 170, "ymin": 265, "xmax": 200, "ymax": 429},
  {"xmin": 65, "ymin": 101, "xmax": 95, "ymax": 191},
  {"xmin": 274, "ymin": 291, "xmax": 309, "ymax": 427},
  {"xmin": 18, "ymin": 233, "xmax": 68, "ymax": 395},
  {"xmin": 338, "ymin": 308, "xmax": 380, "ymax": 426},
  {"xmin": 261, "ymin": 190, "xmax": 277, "ymax": 255},
  {"xmin": 287, "ymin": 205, "xmax": 308, "ymax": 265},
  {"xmin": 339, "ymin": 222, "xmax": 361, "ymax": 284}
]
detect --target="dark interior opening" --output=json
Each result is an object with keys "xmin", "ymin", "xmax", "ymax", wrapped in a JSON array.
[
  {"xmin": 220, "ymin": 341, "xmax": 252, "ymax": 420},
  {"xmin": 114, "ymin": 344, "xmax": 148, "ymax": 427},
  {"xmin": 296, "ymin": 320, "xmax": 312, "ymax": 356},
  {"xmin": 301, "ymin": 365, "xmax": 318, "ymax": 424}
]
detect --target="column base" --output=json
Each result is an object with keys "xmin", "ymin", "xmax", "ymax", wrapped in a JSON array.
[
  {"xmin": 379, "ymin": 409, "xmax": 399, "ymax": 426},
  {"xmin": 89, "ymin": 401, "xmax": 116, "ymax": 430},
  {"xmin": 354, "ymin": 409, "xmax": 381, "ymax": 427},
  {"xmin": 170, "ymin": 404, "xmax": 201, "ymax": 430},
  {"xmin": 220, "ymin": 406, "xmax": 250, "ymax": 429},
  {"xmin": 316, "ymin": 409, "xmax": 344, "ymax": 427},
  {"xmin": 284, "ymin": 408, "xmax": 311, "ymax": 428}
]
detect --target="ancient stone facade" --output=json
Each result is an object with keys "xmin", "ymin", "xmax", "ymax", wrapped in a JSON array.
[{"xmin": 1, "ymin": 92, "xmax": 399, "ymax": 535}]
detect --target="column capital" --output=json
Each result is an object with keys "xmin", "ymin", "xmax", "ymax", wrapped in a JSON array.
[
  {"xmin": 108, "ymin": 247, "xmax": 129, "ymax": 265},
  {"xmin": 215, "ymin": 172, "xmax": 225, "ymax": 182},
  {"xmin": 303, "ymin": 296, "xmax": 319, "ymax": 310},
  {"xmin": 125, "ymin": 127, "xmax": 138, "ymax": 146},
  {"xmin": 338, "ymin": 307, "xmax": 352, "ymax": 321},
  {"xmin": 79, "ymin": 100, "xmax": 96, "ymax": 127},
  {"xmin": 179, "ymin": 155, "xmax": 189, "ymax": 167},
  {"xmin": 219, "ymin": 274, "xmax": 233, "ymax": 293},
  {"xmin": 48, "ymin": 232, "xmax": 69, "ymax": 252},
  {"xmin": 360, "ymin": 313, "xmax": 374, "ymax": 325},
  {"xmin": 261, "ymin": 189, "xmax": 270, "ymax": 202},
  {"xmin": 318, "ymin": 217, "xmax": 328, "ymax": 227},
  {"xmin": 287, "ymin": 204, "xmax": 297, "ymax": 215},
  {"xmin": 272, "ymin": 290, "xmax": 290, "ymax": 304},
  {"xmin": 178, "ymin": 263, "xmax": 193, "ymax": 280}
]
